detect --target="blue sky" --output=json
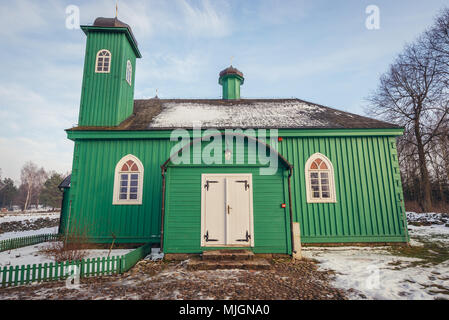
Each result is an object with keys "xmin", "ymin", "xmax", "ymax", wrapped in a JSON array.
[{"xmin": 0, "ymin": 0, "xmax": 447, "ymax": 183}]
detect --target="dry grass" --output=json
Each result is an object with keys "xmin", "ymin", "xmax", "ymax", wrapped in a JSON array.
[
  {"xmin": 39, "ymin": 223, "xmax": 91, "ymax": 263},
  {"xmin": 405, "ymin": 200, "xmax": 449, "ymax": 213}
]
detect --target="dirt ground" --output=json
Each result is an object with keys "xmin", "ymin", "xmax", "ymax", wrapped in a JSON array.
[{"xmin": 0, "ymin": 258, "xmax": 347, "ymax": 300}]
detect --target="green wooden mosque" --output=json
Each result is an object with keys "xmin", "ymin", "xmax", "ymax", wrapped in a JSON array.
[{"xmin": 59, "ymin": 17, "xmax": 409, "ymax": 255}]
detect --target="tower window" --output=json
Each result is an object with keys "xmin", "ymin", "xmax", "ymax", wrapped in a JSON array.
[
  {"xmin": 95, "ymin": 49, "xmax": 111, "ymax": 73},
  {"xmin": 305, "ymin": 153, "xmax": 336, "ymax": 203},
  {"xmin": 126, "ymin": 60, "xmax": 132, "ymax": 85},
  {"xmin": 113, "ymin": 154, "xmax": 144, "ymax": 205}
]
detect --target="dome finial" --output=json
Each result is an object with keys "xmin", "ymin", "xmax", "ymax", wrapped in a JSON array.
[{"xmin": 218, "ymin": 65, "xmax": 244, "ymax": 100}]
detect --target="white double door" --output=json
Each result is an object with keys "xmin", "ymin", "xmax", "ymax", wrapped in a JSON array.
[{"xmin": 201, "ymin": 174, "xmax": 254, "ymax": 247}]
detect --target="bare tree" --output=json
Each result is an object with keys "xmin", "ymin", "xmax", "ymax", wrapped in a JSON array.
[
  {"xmin": 20, "ymin": 162, "xmax": 46, "ymax": 212},
  {"xmin": 426, "ymin": 8, "xmax": 449, "ymax": 86},
  {"xmin": 367, "ymin": 36, "xmax": 449, "ymax": 211}
]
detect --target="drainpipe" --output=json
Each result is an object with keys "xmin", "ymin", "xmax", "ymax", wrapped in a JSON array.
[
  {"xmin": 288, "ymin": 166, "xmax": 296, "ymax": 257},
  {"xmin": 160, "ymin": 166, "xmax": 167, "ymax": 251}
]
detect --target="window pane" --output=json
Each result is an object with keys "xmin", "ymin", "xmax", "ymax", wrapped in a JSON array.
[
  {"xmin": 121, "ymin": 174, "xmax": 128, "ymax": 180},
  {"xmin": 120, "ymin": 187, "xmax": 127, "ymax": 193},
  {"xmin": 320, "ymin": 172, "xmax": 329, "ymax": 179},
  {"xmin": 119, "ymin": 193, "xmax": 127, "ymax": 200},
  {"xmin": 321, "ymin": 179, "xmax": 329, "ymax": 185},
  {"xmin": 322, "ymin": 192, "xmax": 330, "ymax": 198},
  {"xmin": 311, "ymin": 179, "xmax": 319, "ymax": 185},
  {"xmin": 310, "ymin": 172, "xmax": 319, "ymax": 179},
  {"xmin": 130, "ymin": 180, "xmax": 138, "ymax": 187},
  {"xmin": 120, "ymin": 181, "xmax": 127, "ymax": 187},
  {"xmin": 131, "ymin": 174, "xmax": 138, "ymax": 180},
  {"xmin": 129, "ymin": 194, "xmax": 138, "ymax": 200},
  {"xmin": 130, "ymin": 187, "xmax": 138, "ymax": 193},
  {"xmin": 312, "ymin": 185, "xmax": 320, "ymax": 192},
  {"xmin": 313, "ymin": 192, "xmax": 320, "ymax": 198},
  {"xmin": 322, "ymin": 185, "xmax": 329, "ymax": 192}
]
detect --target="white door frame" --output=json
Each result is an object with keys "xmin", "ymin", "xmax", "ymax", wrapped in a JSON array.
[{"xmin": 201, "ymin": 173, "xmax": 254, "ymax": 247}]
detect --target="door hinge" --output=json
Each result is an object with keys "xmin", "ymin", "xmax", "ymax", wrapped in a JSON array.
[
  {"xmin": 236, "ymin": 231, "xmax": 251, "ymax": 242},
  {"xmin": 204, "ymin": 230, "xmax": 219, "ymax": 242},
  {"xmin": 204, "ymin": 180, "xmax": 218, "ymax": 191},
  {"xmin": 236, "ymin": 180, "xmax": 250, "ymax": 190}
]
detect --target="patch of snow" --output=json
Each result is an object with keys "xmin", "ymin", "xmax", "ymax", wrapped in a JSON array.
[
  {"xmin": 149, "ymin": 101, "xmax": 329, "ymax": 128},
  {"xmin": 0, "ymin": 227, "xmax": 58, "ymax": 241},
  {"xmin": 0, "ymin": 242, "xmax": 133, "ymax": 267},
  {"xmin": 303, "ymin": 246, "xmax": 448, "ymax": 300},
  {"xmin": 0, "ymin": 212, "xmax": 60, "ymax": 223},
  {"xmin": 303, "ymin": 212, "xmax": 449, "ymax": 300},
  {"xmin": 407, "ymin": 212, "xmax": 449, "ymax": 225}
]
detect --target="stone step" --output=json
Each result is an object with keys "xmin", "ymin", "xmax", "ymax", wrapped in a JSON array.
[
  {"xmin": 186, "ymin": 257, "xmax": 271, "ymax": 271},
  {"xmin": 202, "ymin": 250, "xmax": 254, "ymax": 261}
]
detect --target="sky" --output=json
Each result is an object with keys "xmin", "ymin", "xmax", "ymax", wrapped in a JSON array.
[{"xmin": 0, "ymin": 0, "xmax": 448, "ymax": 183}]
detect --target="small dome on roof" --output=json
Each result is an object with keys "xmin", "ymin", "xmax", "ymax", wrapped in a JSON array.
[{"xmin": 219, "ymin": 66, "xmax": 244, "ymax": 79}]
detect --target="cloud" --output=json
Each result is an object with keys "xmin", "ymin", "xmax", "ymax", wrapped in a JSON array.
[
  {"xmin": 178, "ymin": 0, "xmax": 232, "ymax": 37},
  {"xmin": 78, "ymin": 0, "xmax": 232, "ymax": 39},
  {"xmin": 0, "ymin": 136, "xmax": 73, "ymax": 185},
  {"xmin": 254, "ymin": 0, "xmax": 309, "ymax": 25}
]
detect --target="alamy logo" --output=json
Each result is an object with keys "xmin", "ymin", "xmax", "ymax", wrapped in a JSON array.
[
  {"xmin": 169, "ymin": 128, "xmax": 280, "ymax": 176},
  {"xmin": 65, "ymin": 5, "xmax": 80, "ymax": 30},
  {"xmin": 365, "ymin": 5, "xmax": 380, "ymax": 30},
  {"xmin": 65, "ymin": 265, "xmax": 80, "ymax": 289}
]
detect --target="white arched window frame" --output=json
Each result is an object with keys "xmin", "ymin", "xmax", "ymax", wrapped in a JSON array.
[
  {"xmin": 113, "ymin": 154, "xmax": 144, "ymax": 205},
  {"xmin": 126, "ymin": 60, "xmax": 132, "ymax": 85},
  {"xmin": 305, "ymin": 153, "xmax": 337, "ymax": 203},
  {"xmin": 95, "ymin": 49, "xmax": 111, "ymax": 73}
]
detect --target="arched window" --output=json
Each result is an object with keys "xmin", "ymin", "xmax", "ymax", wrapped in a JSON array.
[
  {"xmin": 95, "ymin": 49, "xmax": 111, "ymax": 73},
  {"xmin": 113, "ymin": 155, "xmax": 144, "ymax": 205},
  {"xmin": 126, "ymin": 60, "xmax": 132, "ymax": 85},
  {"xmin": 305, "ymin": 153, "xmax": 336, "ymax": 203}
]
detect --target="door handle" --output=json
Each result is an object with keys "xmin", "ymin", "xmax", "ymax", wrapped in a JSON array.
[{"xmin": 227, "ymin": 204, "xmax": 231, "ymax": 215}]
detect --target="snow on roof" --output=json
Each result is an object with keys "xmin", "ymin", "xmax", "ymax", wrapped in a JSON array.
[
  {"xmin": 149, "ymin": 100, "xmax": 329, "ymax": 129},
  {"xmin": 69, "ymin": 98, "xmax": 401, "ymax": 131}
]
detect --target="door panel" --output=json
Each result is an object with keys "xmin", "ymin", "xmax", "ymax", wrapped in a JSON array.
[
  {"xmin": 203, "ymin": 176, "xmax": 226, "ymax": 245},
  {"xmin": 226, "ymin": 177, "xmax": 251, "ymax": 246}
]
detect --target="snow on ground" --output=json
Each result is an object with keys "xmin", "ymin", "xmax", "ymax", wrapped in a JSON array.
[
  {"xmin": 0, "ymin": 212, "xmax": 60, "ymax": 224},
  {"xmin": 0, "ymin": 242, "xmax": 133, "ymax": 267},
  {"xmin": 0, "ymin": 227, "xmax": 59, "ymax": 241},
  {"xmin": 0, "ymin": 211, "xmax": 60, "ymax": 241},
  {"xmin": 303, "ymin": 212, "xmax": 449, "ymax": 300}
]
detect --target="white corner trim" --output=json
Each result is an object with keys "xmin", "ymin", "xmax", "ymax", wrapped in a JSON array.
[
  {"xmin": 112, "ymin": 154, "xmax": 144, "ymax": 205},
  {"xmin": 305, "ymin": 153, "xmax": 337, "ymax": 204}
]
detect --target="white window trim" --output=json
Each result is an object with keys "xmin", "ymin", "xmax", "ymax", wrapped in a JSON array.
[
  {"xmin": 113, "ymin": 154, "xmax": 144, "ymax": 205},
  {"xmin": 95, "ymin": 49, "xmax": 111, "ymax": 74},
  {"xmin": 305, "ymin": 153, "xmax": 337, "ymax": 203},
  {"xmin": 126, "ymin": 60, "xmax": 132, "ymax": 86}
]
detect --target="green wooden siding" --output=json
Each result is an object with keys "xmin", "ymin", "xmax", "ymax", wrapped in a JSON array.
[
  {"xmin": 163, "ymin": 166, "xmax": 290, "ymax": 254},
  {"xmin": 68, "ymin": 139, "xmax": 175, "ymax": 243},
  {"xmin": 58, "ymin": 188, "xmax": 70, "ymax": 235},
  {"xmin": 66, "ymin": 132, "xmax": 408, "ymax": 248},
  {"xmin": 279, "ymin": 136, "xmax": 408, "ymax": 243},
  {"xmin": 78, "ymin": 32, "xmax": 137, "ymax": 127}
]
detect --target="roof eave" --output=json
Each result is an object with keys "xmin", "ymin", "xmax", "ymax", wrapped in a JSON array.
[{"xmin": 80, "ymin": 25, "xmax": 142, "ymax": 58}]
